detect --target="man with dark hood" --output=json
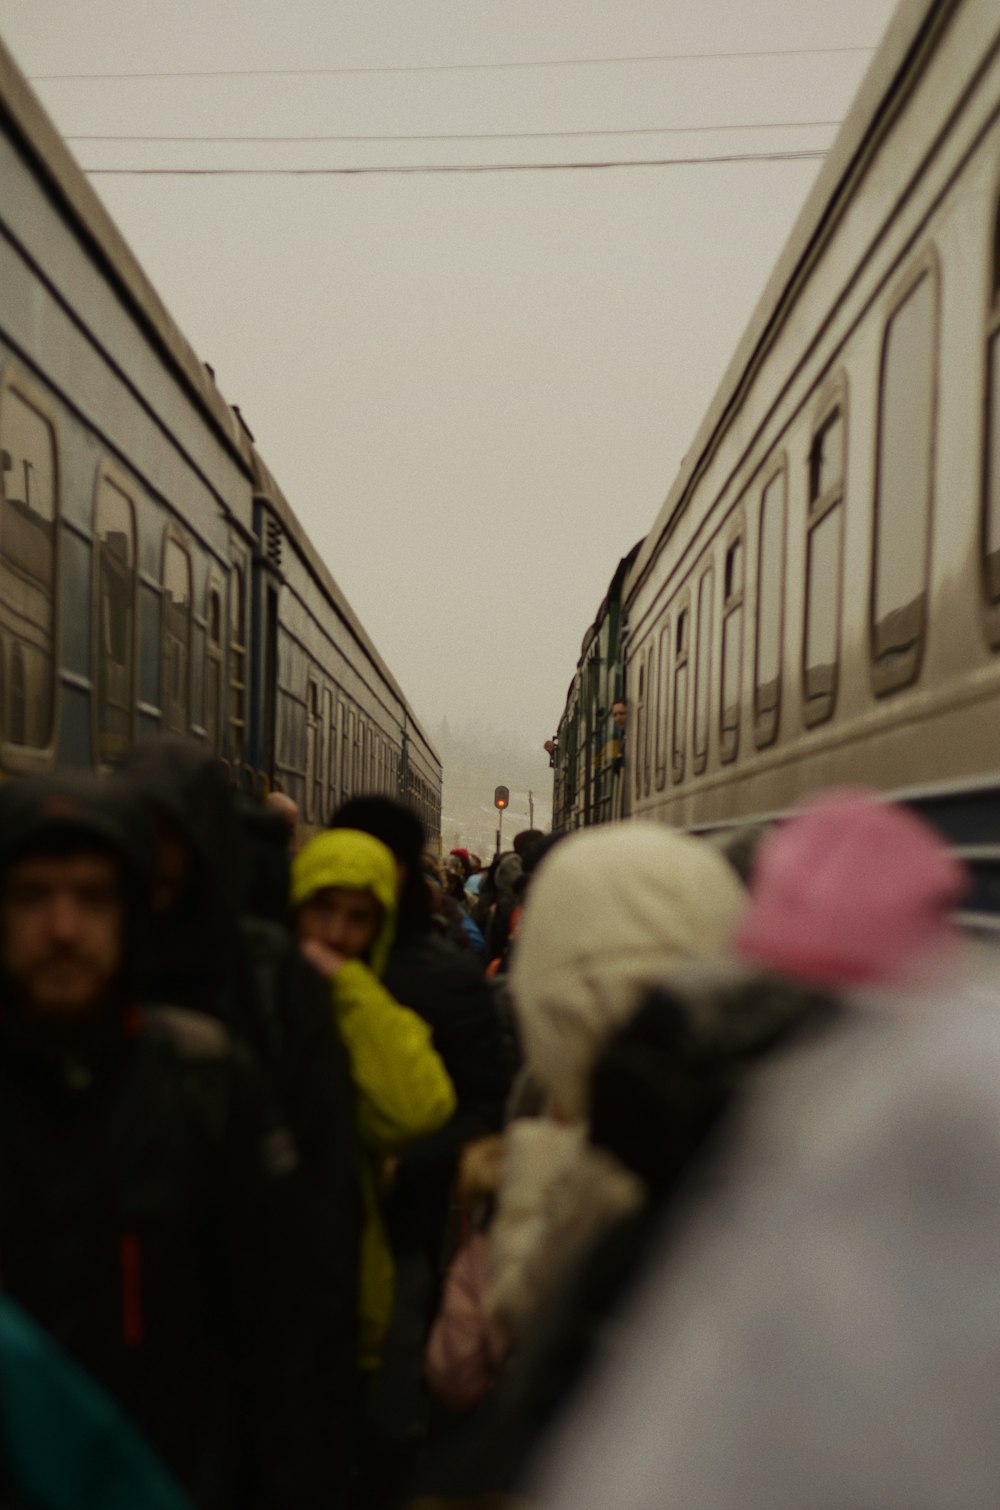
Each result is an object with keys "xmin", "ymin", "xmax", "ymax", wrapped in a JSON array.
[
  {"xmin": 119, "ymin": 739, "xmax": 362, "ymax": 1495},
  {"xmin": 0, "ymin": 771, "xmax": 352, "ymax": 1509},
  {"xmin": 116, "ymin": 739, "xmax": 259, "ymax": 1035}
]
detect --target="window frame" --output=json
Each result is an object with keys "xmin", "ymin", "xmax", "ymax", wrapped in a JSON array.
[
  {"xmin": 350, "ymin": 706, "xmax": 360, "ymax": 794},
  {"xmin": 803, "ymin": 382, "xmax": 847, "ymax": 728},
  {"xmin": 693, "ymin": 563, "xmax": 714, "ymax": 775},
  {"xmin": 160, "ymin": 525, "xmax": 193, "ymax": 738},
  {"xmin": 870, "ymin": 253, "xmax": 939, "ymax": 696},
  {"xmin": 671, "ymin": 590, "xmax": 691, "ymax": 785},
  {"xmin": 227, "ymin": 557, "xmax": 248, "ymax": 766},
  {"xmin": 321, "ymin": 685, "xmax": 333, "ymax": 820},
  {"xmin": 0, "ymin": 365, "xmax": 61, "ymax": 771},
  {"xmin": 754, "ymin": 458, "xmax": 788, "ymax": 750},
  {"xmin": 91, "ymin": 460, "xmax": 137, "ymax": 769},
  {"xmin": 633, "ymin": 652, "xmax": 646, "ymax": 801},
  {"xmin": 981, "ymin": 178, "xmax": 1000, "ymax": 645},
  {"xmin": 654, "ymin": 618, "xmax": 670, "ymax": 791},
  {"xmin": 719, "ymin": 512, "xmax": 745, "ymax": 765},
  {"xmin": 334, "ymin": 695, "xmax": 346, "ymax": 807},
  {"xmin": 203, "ymin": 570, "xmax": 224, "ymax": 752},
  {"xmin": 305, "ymin": 674, "xmax": 320, "ymax": 823}
]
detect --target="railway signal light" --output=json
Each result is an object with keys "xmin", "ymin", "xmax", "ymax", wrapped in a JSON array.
[{"xmin": 494, "ymin": 785, "xmax": 509, "ymax": 810}]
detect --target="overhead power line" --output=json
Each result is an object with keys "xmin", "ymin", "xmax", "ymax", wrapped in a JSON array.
[
  {"xmin": 32, "ymin": 44, "xmax": 875, "ymax": 82},
  {"xmin": 82, "ymin": 148, "xmax": 828, "ymax": 176},
  {"xmin": 67, "ymin": 118, "xmax": 841, "ymax": 145}
]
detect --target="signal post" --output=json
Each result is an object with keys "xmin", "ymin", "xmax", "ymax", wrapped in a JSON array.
[{"xmin": 494, "ymin": 785, "xmax": 509, "ymax": 857}]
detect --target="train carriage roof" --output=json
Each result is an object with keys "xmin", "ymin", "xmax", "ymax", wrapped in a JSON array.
[
  {"xmin": 0, "ymin": 36, "xmax": 251, "ymax": 467},
  {"xmin": 0, "ymin": 35, "xmax": 440, "ymax": 775},
  {"xmin": 625, "ymin": 0, "xmax": 961, "ymax": 602},
  {"xmin": 250, "ymin": 448, "xmax": 440, "ymax": 766}
]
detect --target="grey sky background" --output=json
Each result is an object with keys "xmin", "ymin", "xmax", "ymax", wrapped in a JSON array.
[{"xmin": 0, "ymin": 0, "xmax": 900, "ymax": 816}]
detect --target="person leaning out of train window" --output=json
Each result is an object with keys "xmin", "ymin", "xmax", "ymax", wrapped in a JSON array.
[
  {"xmin": 0, "ymin": 773, "xmax": 351, "ymax": 1510},
  {"xmin": 290, "ymin": 828, "xmax": 457, "ymax": 1373}
]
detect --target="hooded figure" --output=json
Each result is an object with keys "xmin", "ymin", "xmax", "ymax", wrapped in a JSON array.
[
  {"xmin": 116, "ymin": 739, "xmax": 267, "ymax": 1052},
  {"xmin": 0, "ymin": 772, "xmax": 154, "ymax": 1047},
  {"xmin": 290, "ymin": 830, "xmax": 457, "ymax": 1371},
  {"xmin": 531, "ymin": 986, "xmax": 1000, "ymax": 1510},
  {"xmin": 328, "ymin": 798, "xmax": 512, "ymax": 1245},
  {"xmin": 414, "ymin": 962, "xmax": 836, "ymax": 1503},
  {"xmin": 486, "ymin": 823, "xmax": 746, "ymax": 1342},
  {"xmin": 0, "ymin": 772, "xmax": 350, "ymax": 1510},
  {"xmin": 328, "ymin": 801, "xmax": 512, "ymax": 1503}
]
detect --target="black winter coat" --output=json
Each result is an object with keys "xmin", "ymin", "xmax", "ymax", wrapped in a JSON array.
[
  {"xmin": 382, "ymin": 932, "xmax": 514, "ymax": 1265},
  {"xmin": 0, "ymin": 1006, "xmax": 352, "ymax": 1510}
]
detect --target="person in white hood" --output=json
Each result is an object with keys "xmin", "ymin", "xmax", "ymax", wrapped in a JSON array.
[
  {"xmin": 528, "ymin": 983, "xmax": 1000, "ymax": 1510},
  {"xmin": 483, "ymin": 822, "xmax": 746, "ymax": 1344}
]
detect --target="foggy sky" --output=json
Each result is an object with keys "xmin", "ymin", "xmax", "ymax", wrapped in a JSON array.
[{"xmin": 0, "ymin": 0, "xmax": 900, "ymax": 764}]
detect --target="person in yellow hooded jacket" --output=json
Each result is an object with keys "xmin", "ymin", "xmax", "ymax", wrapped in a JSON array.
[{"xmin": 290, "ymin": 829, "xmax": 457, "ymax": 1375}]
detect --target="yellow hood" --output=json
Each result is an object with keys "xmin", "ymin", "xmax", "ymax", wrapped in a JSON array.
[{"xmin": 290, "ymin": 828, "xmax": 398, "ymax": 977}]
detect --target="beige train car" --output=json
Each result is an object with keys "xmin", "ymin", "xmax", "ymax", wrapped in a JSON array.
[{"xmin": 616, "ymin": 0, "xmax": 1000, "ymax": 920}]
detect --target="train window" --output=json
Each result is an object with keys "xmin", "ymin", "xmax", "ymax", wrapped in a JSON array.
[
  {"xmin": 633, "ymin": 658, "xmax": 645, "ymax": 800},
  {"xmin": 228, "ymin": 563, "xmax": 247, "ymax": 765},
  {"xmin": 755, "ymin": 467, "xmax": 786, "ymax": 748},
  {"xmin": 93, "ymin": 472, "xmax": 136, "ymax": 765},
  {"xmin": 0, "ymin": 382, "xmax": 58, "ymax": 756},
  {"xmin": 872, "ymin": 269, "xmax": 937, "ymax": 693},
  {"xmin": 693, "ymin": 566, "xmax": 714, "ymax": 773},
  {"xmin": 335, "ymin": 697, "xmax": 347, "ymax": 809},
  {"xmin": 305, "ymin": 678, "xmax": 320, "ymax": 823},
  {"xmin": 204, "ymin": 580, "xmax": 223, "ymax": 751},
  {"xmin": 720, "ymin": 532, "xmax": 744, "ymax": 763},
  {"xmin": 329, "ymin": 696, "xmax": 342, "ymax": 809},
  {"xmin": 351, "ymin": 708, "xmax": 361, "ymax": 794},
  {"xmin": 643, "ymin": 643, "xmax": 655, "ymax": 798},
  {"xmin": 983, "ymin": 198, "xmax": 1000, "ymax": 616},
  {"xmin": 342, "ymin": 705, "xmax": 352, "ymax": 800},
  {"xmin": 804, "ymin": 405, "xmax": 845, "ymax": 725},
  {"xmin": 321, "ymin": 687, "xmax": 333, "ymax": 819},
  {"xmin": 672, "ymin": 604, "xmax": 689, "ymax": 783},
  {"xmin": 654, "ymin": 621, "xmax": 670, "ymax": 790},
  {"xmin": 161, "ymin": 534, "xmax": 192, "ymax": 736}
]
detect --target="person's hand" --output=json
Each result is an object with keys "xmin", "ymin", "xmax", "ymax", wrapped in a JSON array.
[{"xmin": 300, "ymin": 937, "xmax": 348, "ymax": 981}]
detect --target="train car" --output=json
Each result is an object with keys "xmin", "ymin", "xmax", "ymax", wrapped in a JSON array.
[
  {"xmin": 554, "ymin": 0, "xmax": 1000, "ymax": 923},
  {"xmin": 551, "ymin": 541, "xmax": 640, "ymax": 832},
  {"xmin": 250, "ymin": 451, "xmax": 441, "ymax": 833},
  {"xmin": 0, "ymin": 36, "xmax": 441, "ymax": 833}
]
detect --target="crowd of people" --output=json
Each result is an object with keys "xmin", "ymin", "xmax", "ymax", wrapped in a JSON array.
[{"xmin": 0, "ymin": 743, "xmax": 995, "ymax": 1509}]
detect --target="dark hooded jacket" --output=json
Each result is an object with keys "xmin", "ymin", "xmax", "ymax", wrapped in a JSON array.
[
  {"xmin": 116, "ymin": 740, "xmax": 257, "ymax": 1034},
  {"xmin": 118, "ymin": 743, "xmax": 361, "ymax": 1493},
  {"xmin": 0, "ymin": 772, "xmax": 352, "ymax": 1509}
]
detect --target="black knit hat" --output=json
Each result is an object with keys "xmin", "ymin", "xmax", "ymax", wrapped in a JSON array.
[
  {"xmin": 329, "ymin": 795, "xmax": 431, "ymax": 935},
  {"xmin": 0, "ymin": 771, "xmax": 155, "ymax": 902}
]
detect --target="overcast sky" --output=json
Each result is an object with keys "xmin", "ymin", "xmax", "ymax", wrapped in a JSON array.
[{"xmin": 0, "ymin": 0, "xmax": 900, "ymax": 759}]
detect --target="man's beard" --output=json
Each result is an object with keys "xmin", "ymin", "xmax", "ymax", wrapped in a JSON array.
[{"xmin": 1, "ymin": 952, "xmax": 123, "ymax": 1063}]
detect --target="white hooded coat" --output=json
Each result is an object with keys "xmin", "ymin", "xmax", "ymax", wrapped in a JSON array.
[
  {"xmin": 529, "ymin": 980, "xmax": 1000, "ymax": 1510},
  {"xmin": 485, "ymin": 824, "xmax": 746, "ymax": 1341}
]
